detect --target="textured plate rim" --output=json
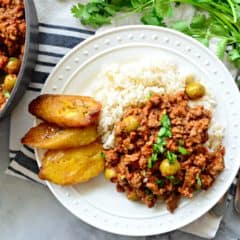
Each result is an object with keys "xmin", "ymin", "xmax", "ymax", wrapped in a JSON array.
[{"xmin": 35, "ymin": 25, "xmax": 240, "ymax": 236}]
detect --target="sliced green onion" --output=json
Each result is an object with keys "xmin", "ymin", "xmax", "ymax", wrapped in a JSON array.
[{"xmin": 178, "ymin": 146, "xmax": 189, "ymax": 155}]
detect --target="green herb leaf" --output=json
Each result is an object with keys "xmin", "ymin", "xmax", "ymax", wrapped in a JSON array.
[
  {"xmin": 178, "ymin": 146, "xmax": 189, "ymax": 155},
  {"xmin": 141, "ymin": 11, "xmax": 164, "ymax": 26},
  {"xmin": 71, "ymin": 0, "xmax": 240, "ymax": 67},
  {"xmin": 86, "ymin": 3, "xmax": 99, "ymax": 14},
  {"xmin": 160, "ymin": 113, "xmax": 171, "ymax": 128},
  {"xmin": 166, "ymin": 175, "xmax": 179, "ymax": 185},
  {"xmin": 228, "ymin": 49, "xmax": 240, "ymax": 61},
  {"xmin": 217, "ymin": 38, "xmax": 228, "ymax": 59},
  {"xmin": 131, "ymin": 0, "xmax": 149, "ymax": 8},
  {"xmin": 151, "ymin": 153, "xmax": 158, "ymax": 162},
  {"xmin": 145, "ymin": 188, "xmax": 152, "ymax": 195},
  {"xmin": 210, "ymin": 22, "xmax": 228, "ymax": 36},
  {"xmin": 166, "ymin": 151, "xmax": 177, "ymax": 164},
  {"xmin": 146, "ymin": 91, "xmax": 153, "ymax": 100},
  {"xmin": 71, "ymin": 1, "xmax": 117, "ymax": 27},
  {"xmin": 190, "ymin": 14, "xmax": 206, "ymax": 28},
  {"xmin": 171, "ymin": 21, "xmax": 189, "ymax": 33},
  {"xmin": 3, "ymin": 91, "xmax": 10, "ymax": 98},
  {"xmin": 120, "ymin": 175, "xmax": 126, "ymax": 180},
  {"xmin": 148, "ymin": 158, "xmax": 153, "ymax": 168},
  {"xmin": 89, "ymin": 14, "xmax": 112, "ymax": 26},
  {"xmin": 175, "ymin": 2, "xmax": 181, "ymax": 7},
  {"xmin": 159, "ymin": 145, "xmax": 165, "ymax": 153},
  {"xmin": 166, "ymin": 175, "xmax": 174, "ymax": 181},
  {"xmin": 165, "ymin": 129, "xmax": 172, "ymax": 138},
  {"xmin": 71, "ymin": 3, "xmax": 85, "ymax": 19},
  {"xmin": 104, "ymin": 5, "xmax": 116, "ymax": 15},
  {"xmin": 154, "ymin": 0, "xmax": 173, "ymax": 18},
  {"xmin": 195, "ymin": 37, "xmax": 209, "ymax": 47},
  {"xmin": 149, "ymin": 113, "xmax": 171, "ymax": 168},
  {"xmin": 158, "ymin": 127, "xmax": 167, "ymax": 137},
  {"xmin": 196, "ymin": 173, "xmax": 202, "ymax": 190},
  {"xmin": 100, "ymin": 151, "xmax": 106, "ymax": 159},
  {"xmin": 156, "ymin": 138, "xmax": 166, "ymax": 146},
  {"xmin": 110, "ymin": 0, "xmax": 131, "ymax": 6},
  {"xmin": 156, "ymin": 179, "xmax": 164, "ymax": 187}
]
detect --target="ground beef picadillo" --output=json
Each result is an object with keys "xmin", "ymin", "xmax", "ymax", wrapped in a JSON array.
[
  {"xmin": 0, "ymin": 0, "xmax": 26, "ymax": 110},
  {"xmin": 104, "ymin": 92, "xmax": 225, "ymax": 212}
]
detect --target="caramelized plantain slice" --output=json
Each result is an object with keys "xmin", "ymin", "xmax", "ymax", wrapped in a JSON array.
[
  {"xmin": 21, "ymin": 122, "xmax": 98, "ymax": 149},
  {"xmin": 29, "ymin": 94, "xmax": 101, "ymax": 127},
  {"xmin": 39, "ymin": 142, "xmax": 104, "ymax": 185}
]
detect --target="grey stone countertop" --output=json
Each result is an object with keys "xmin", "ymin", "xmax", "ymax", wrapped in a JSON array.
[{"xmin": 1, "ymin": 118, "xmax": 240, "ymax": 240}]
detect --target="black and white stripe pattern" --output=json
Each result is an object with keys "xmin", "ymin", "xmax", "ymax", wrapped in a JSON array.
[{"xmin": 7, "ymin": 23, "xmax": 94, "ymax": 183}]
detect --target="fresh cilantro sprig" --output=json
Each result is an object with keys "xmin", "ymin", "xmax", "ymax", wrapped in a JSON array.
[
  {"xmin": 71, "ymin": 0, "xmax": 240, "ymax": 77},
  {"xmin": 71, "ymin": 1, "xmax": 120, "ymax": 27},
  {"xmin": 148, "ymin": 112, "xmax": 190, "ymax": 168},
  {"xmin": 148, "ymin": 113, "xmax": 171, "ymax": 168}
]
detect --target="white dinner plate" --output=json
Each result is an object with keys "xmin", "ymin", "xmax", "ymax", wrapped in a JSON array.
[{"xmin": 35, "ymin": 26, "xmax": 240, "ymax": 236}]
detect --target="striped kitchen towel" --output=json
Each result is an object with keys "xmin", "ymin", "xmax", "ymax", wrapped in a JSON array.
[
  {"xmin": 5, "ymin": 0, "xmax": 239, "ymax": 239},
  {"xmin": 7, "ymin": 22, "xmax": 95, "ymax": 181},
  {"xmin": 5, "ymin": 19, "xmax": 90, "ymax": 180}
]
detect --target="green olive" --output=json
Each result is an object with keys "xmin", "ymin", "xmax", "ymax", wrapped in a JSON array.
[
  {"xmin": 104, "ymin": 168, "xmax": 117, "ymax": 180},
  {"xmin": 127, "ymin": 191, "xmax": 139, "ymax": 201},
  {"xmin": 122, "ymin": 116, "xmax": 139, "ymax": 132},
  {"xmin": 185, "ymin": 81, "xmax": 205, "ymax": 100},
  {"xmin": 5, "ymin": 57, "xmax": 21, "ymax": 74},
  {"xmin": 159, "ymin": 159, "xmax": 181, "ymax": 176},
  {"xmin": 3, "ymin": 74, "xmax": 17, "ymax": 92}
]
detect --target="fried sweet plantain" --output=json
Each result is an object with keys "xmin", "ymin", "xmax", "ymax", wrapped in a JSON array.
[
  {"xmin": 29, "ymin": 94, "xmax": 101, "ymax": 127},
  {"xmin": 21, "ymin": 122, "xmax": 98, "ymax": 149},
  {"xmin": 39, "ymin": 142, "xmax": 104, "ymax": 185}
]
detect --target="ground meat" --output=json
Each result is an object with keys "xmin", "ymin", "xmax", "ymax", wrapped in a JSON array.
[
  {"xmin": 128, "ymin": 172, "xmax": 142, "ymax": 188},
  {"xmin": 178, "ymin": 166, "xmax": 200, "ymax": 198},
  {"xmin": 166, "ymin": 194, "xmax": 181, "ymax": 213},
  {"xmin": 105, "ymin": 150, "xmax": 119, "ymax": 167},
  {"xmin": 123, "ymin": 153, "xmax": 140, "ymax": 165},
  {"xmin": 148, "ymin": 109, "xmax": 161, "ymax": 128},
  {"xmin": 201, "ymin": 174, "xmax": 214, "ymax": 189},
  {"xmin": 104, "ymin": 92, "xmax": 225, "ymax": 212},
  {"xmin": 207, "ymin": 148, "xmax": 225, "ymax": 177},
  {"xmin": 0, "ymin": 0, "xmax": 25, "ymax": 110},
  {"xmin": 0, "ymin": 0, "xmax": 25, "ymax": 55},
  {"xmin": 0, "ymin": 53, "xmax": 8, "ymax": 68},
  {"xmin": 193, "ymin": 153, "xmax": 207, "ymax": 168},
  {"xmin": 0, "ymin": 88, "xmax": 6, "ymax": 110}
]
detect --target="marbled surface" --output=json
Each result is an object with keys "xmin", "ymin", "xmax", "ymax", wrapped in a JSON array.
[{"xmin": 1, "ymin": 117, "xmax": 240, "ymax": 240}]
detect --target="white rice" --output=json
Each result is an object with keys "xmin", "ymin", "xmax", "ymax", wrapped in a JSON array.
[
  {"xmin": 92, "ymin": 59, "xmax": 223, "ymax": 149},
  {"xmin": 205, "ymin": 121, "xmax": 224, "ymax": 150}
]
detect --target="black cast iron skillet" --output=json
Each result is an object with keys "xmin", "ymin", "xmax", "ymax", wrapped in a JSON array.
[{"xmin": 0, "ymin": 0, "xmax": 38, "ymax": 120}]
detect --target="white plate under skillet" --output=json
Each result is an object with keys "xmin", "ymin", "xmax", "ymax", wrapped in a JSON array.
[{"xmin": 35, "ymin": 26, "xmax": 240, "ymax": 236}]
